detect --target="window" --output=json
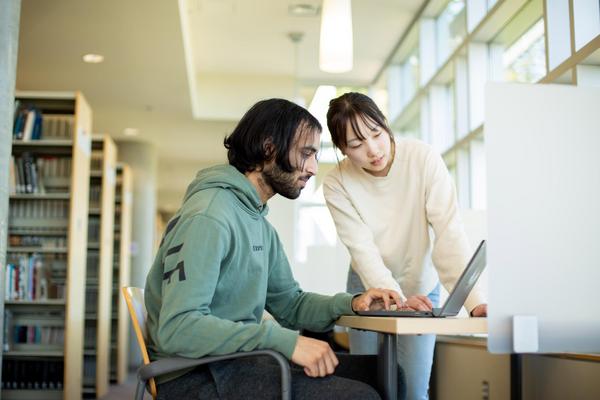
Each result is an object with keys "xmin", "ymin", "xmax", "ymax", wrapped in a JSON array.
[
  {"xmin": 489, "ymin": 0, "xmax": 546, "ymax": 83},
  {"xmin": 370, "ymin": 0, "xmax": 598, "ymax": 217},
  {"xmin": 398, "ymin": 113, "xmax": 421, "ymax": 139},
  {"xmin": 295, "ymin": 187, "xmax": 337, "ymax": 264},
  {"xmin": 402, "ymin": 48, "xmax": 420, "ymax": 105},
  {"xmin": 503, "ymin": 19, "xmax": 546, "ymax": 83},
  {"xmin": 436, "ymin": 0, "xmax": 467, "ymax": 66},
  {"xmin": 428, "ymin": 83, "xmax": 455, "ymax": 153}
]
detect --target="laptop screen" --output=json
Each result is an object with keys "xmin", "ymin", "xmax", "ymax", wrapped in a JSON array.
[{"xmin": 438, "ymin": 240, "xmax": 487, "ymax": 316}]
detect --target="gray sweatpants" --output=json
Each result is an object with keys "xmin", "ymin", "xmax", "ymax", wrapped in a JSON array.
[{"xmin": 157, "ymin": 353, "xmax": 406, "ymax": 400}]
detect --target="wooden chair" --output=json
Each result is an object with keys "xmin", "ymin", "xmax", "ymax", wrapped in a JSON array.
[
  {"xmin": 333, "ymin": 330, "xmax": 350, "ymax": 350},
  {"xmin": 122, "ymin": 287, "xmax": 292, "ymax": 400}
]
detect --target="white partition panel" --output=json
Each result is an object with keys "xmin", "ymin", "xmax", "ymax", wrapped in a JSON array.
[{"xmin": 485, "ymin": 82, "xmax": 600, "ymax": 353}]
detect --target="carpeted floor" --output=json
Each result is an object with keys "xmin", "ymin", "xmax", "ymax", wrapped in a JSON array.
[{"xmin": 99, "ymin": 373, "xmax": 151, "ymax": 400}]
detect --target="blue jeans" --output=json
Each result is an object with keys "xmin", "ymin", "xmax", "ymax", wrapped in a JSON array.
[{"xmin": 347, "ymin": 269, "xmax": 440, "ymax": 400}]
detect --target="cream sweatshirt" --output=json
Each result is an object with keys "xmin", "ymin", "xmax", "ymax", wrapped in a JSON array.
[{"xmin": 323, "ymin": 138, "xmax": 485, "ymax": 312}]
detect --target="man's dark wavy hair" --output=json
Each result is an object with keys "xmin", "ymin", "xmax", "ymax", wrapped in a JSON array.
[{"xmin": 224, "ymin": 98, "xmax": 321, "ymax": 173}]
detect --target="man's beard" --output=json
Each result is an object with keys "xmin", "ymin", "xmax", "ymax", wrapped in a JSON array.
[{"xmin": 262, "ymin": 163, "xmax": 303, "ymax": 199}]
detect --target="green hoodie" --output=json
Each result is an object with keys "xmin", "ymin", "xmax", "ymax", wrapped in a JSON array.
[{"xmin": 145, "ymin": 165, "xmax": 354, "ymax": 380}]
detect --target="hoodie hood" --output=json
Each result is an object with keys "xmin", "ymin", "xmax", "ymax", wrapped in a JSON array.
[{"xmin": 182, "ymin": 164, "xmax": 268, "ymax": 216}]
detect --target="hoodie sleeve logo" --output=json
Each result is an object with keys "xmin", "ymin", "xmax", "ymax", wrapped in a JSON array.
[
  {"xmin": 163, "ymin": 261, "xmax": 186, "ymax": 283},
  {"xmin": 162, "ymin": 243, "xmax": 187, "ymax": 283},
  {"xmin": 159, "ymin": 215, "xmax": 181, "ymax": 247},
  {"xmin": 252, "ymin": 245, "xmax": 264, "ymax": 252}
]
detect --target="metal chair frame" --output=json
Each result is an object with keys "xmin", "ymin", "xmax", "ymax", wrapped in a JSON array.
[{"xmin": 122, "ymin": 287, "xmax": 291, "ymax": 400}]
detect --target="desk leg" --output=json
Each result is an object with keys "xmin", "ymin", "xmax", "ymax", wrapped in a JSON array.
[
  {"xmin": 377, "ymin": 333, "xmax": 397, "ymax": 400},
  {"xmin": 510, "ymin": 354, "xmax": 522, "ymax": 400}
]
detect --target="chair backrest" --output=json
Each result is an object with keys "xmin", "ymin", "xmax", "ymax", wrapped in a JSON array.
[{"xmin": 122, "ymin": 286, "xmax": 158, "ymax": 398}]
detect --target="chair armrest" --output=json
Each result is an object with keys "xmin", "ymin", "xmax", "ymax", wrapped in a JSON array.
[{"xmin": 140, "ymin": 350, "xmax": 291, "ymax": 400}]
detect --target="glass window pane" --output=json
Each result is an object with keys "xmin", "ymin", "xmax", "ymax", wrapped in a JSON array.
[
  {"xmin": 429, "ymin": 84, "xmax": 455, "ymax": 153},
  {"xmin": 402, "ymin": 48, "xmax": 420, "ymax": 104},
  {"xmin": 545, "ymin": 0, "xmax": 572, "ymax": 70},
  {"xmin": 469, "ymin": 138, "xmax": 486, "ymax": 209},
  {"xmin": 503, "ymin": 19, "xmax": 547, "ymax": 82},
  {"xmin": 573, "ymin": 0, "xmax": 600, "ymax": 51},
  {"xmin": 436, "ymin": 0, "xmax": 467, "ymax": 66},
  {"xmin": 398, "ymin": 113, "xmax": 421, "ymax": 139}
]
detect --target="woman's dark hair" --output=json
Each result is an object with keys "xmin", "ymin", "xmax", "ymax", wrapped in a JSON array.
[
  {"xmin": 326, "ymin": 92, "xmax": 393, "ymax": 151},
  {"xmin": 224, "ymin": 98, "xmax": 321, "ymax": 173}
]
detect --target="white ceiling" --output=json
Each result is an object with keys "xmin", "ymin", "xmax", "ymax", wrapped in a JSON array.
[{"xmin": 16, "ymin": 0, "xmax": 424, "ymax": 211}]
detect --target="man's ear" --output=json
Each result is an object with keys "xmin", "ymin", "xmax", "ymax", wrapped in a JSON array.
[{"xmin": 264, "ymin": 140, "xmax": 276, "ymax": 161}]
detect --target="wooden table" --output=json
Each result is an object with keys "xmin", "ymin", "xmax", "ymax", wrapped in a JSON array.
[{"xmin": 337, "ymin": 316, "xmax": 488, "ymax": 400}]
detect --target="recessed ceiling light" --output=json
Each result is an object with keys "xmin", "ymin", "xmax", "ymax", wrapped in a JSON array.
[
  {"xmin": 82, "ymin": 54, "xmax": 104, "ymax": 63},
  {"xmin": 289, "ymin": 3, "xmax": 320, "ymax": 17},
  {"xmin": 123, "ymin": 128, "xmax": 139, "ymax": 137}
]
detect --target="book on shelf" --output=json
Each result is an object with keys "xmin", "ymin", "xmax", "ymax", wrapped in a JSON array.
[
  {"xmin": 1, "ymin": 358, "xmax": 64, "ymax": 390},
  {"xmin": 3, "ymin": 308, "xmax": 65, "ymax": 353},
  {"xmin": 9, "ymin": 197, "xmax": 70, "ymax": 235},
  {"xmin": 13, "ymin": 107, "xmax": 41, "ymax": 141},
  {"xmin": 4, "ymin": 254, "xmax": 53, "ymax": 301},
  {"xmin": 3, "ymin": 310, "xmax": 12, "ymax": 352},
  {"xmin": 9, "ymin": 155, "xmax": 73, "ymax": 195},
  {"xmin": 9, "ymin": 234, "xmax": 67, "ymax": 250},
  {"xmin": 91, "ymin": 150, "xmax": 103, "ymax": 172},
  {"xmin": 11, "ymin": 325, "xmax": 65, "ymax": 348},
  {"xmin": 12, "ymin": 100, "xmax": 74, "ymax": 141},
  {"xmin": 9, "ymin": 155, "xmax": 17, "ymax": 194},
  {"xmin": 23, "ymin": 154, "xmax": 35, "ymax": 193}
]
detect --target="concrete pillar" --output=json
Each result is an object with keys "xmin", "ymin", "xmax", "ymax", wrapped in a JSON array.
[
  {"xmin": 116, "ymin": 141, "xmax": 158, "ymax": 368},
  {"xmin": 0, "ymin": 0, "xmax": 21, "ymax": 386}
]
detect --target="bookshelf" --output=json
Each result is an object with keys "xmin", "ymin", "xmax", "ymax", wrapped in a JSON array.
[
  {"xmin": 83, "ymin": 135, "xmax": 117, "ymax": 398},
  {"xmin": 110, "ymin": 163, "xmax": 132, "ymax": 384},
  {"xmin": 3, "ymin": 91, "xmax": 92, "ymax": 400}
]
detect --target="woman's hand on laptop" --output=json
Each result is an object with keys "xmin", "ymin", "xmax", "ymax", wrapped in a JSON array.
[
  {"xmin": 404, "ymin": 295, "xmax": 433, "ymax": 311},
  {"xmin": 470, "ymin": 303, "xmax": 487, "ymax": 317},
  {"xmin": 351, "ymin": 288, "xmax": 403, "ymax": 311}
]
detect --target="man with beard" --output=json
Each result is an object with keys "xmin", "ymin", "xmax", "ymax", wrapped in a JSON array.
[{"xmin": 144, "ymin": 99, "xmax": 406, "ymax": 399}]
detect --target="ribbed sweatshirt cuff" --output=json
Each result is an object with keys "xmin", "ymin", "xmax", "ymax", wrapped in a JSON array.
[
  {"xmin": 268, "ymin": 326, "xmax": 299, "ymax": 359},
  {"xmin": 331, "ymin": 292, "xmax": 355, "ymax": 316}
]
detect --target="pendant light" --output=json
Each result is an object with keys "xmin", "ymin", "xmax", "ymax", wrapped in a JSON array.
[{"xmin": 319, "ymin": 0, "xmax": 353, "ymax": 73}]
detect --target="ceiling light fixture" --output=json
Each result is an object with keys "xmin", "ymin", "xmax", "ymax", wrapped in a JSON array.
[
  {"xmin": 288, "ymin": 3, "xmax": 320, "ymax": 17},
  {"xmin": 123, "ymin": 128, "xmax": 139, "ymax": 137},
  {"xmin": 319, "ymin": 0, "xmax": 353, "ymax": 73},
  {"xmin": 82, "ymin": 53, "xmax": 104, "ymax": 64},
  {"xmin": 288, "ymin": 32, "xmax": 306, "ymax": 107}
]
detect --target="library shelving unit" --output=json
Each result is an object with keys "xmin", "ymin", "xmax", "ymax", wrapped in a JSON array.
[
  {"xmin": 3, "ymin": 91, "xmax": 92, "ymax": 400},
  {"xmin": 83, "ymin": 135, "xmax": 117, "ymax": 398},
  {"xmin": 110, "ymin": 163, "xmax": 132, "ymax": 384}
]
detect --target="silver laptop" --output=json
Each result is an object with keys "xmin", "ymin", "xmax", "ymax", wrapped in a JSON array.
[{"xmin": 356, "ymin": 240, "xmax": 486, "ymax": 318}]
